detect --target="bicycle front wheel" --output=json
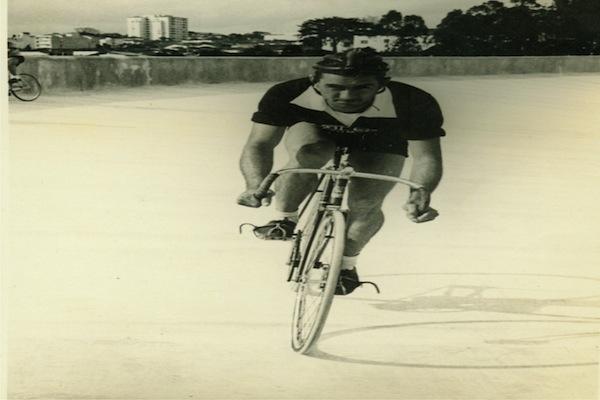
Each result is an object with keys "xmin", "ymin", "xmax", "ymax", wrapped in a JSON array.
[
  {"xmin": 11, "ymin": 74, "xmax": 42, "ymax": 101},
  {"xmin": 291, "ymin": 210, "xmax": 345, "ymax": 354}
]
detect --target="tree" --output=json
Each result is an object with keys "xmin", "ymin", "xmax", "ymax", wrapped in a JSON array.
[
  {"xmin": 400, "ymin": 15, "xmax": 429, "ymax": 37},
  {"xmin": 554, "ymin": 0, "xmax": 600, "ymax": 31},
  {"xmin": 388, "ymin": 16, "xmax": 429, "ymax": 55},
  {"xmin": 248, "ymin": 31, "xmax": 269, "ymax": 40},
  {"xmin": 430, "ymin": 9, "xmax": 481, "ymax": 55},
  {"xmin": 392, "ymin": 36, "xmax": 423, "ymax": 55},
  {"xmin": 430, "ymin": 1, "xmax": 560, "ymax": 56},
  {"xmin": 510, "ymin": 0, "xmax": 543, "ymax": 8},
  {"xmin": 299, "ymin": 17, "xmax": 376, "ymax": 53},
  {"xmin": 242, "ymin": 45, "xmax": 277, "ymax": 56},
  {"xmin": 468, "ymin": 0, "xmax": 505, "ymax": 16},
  {"xmin": 280, "ymin": 44, "xmax": 304, "ymax": 56},
  {"xmin": 375, "ymin": 11, "xmax": 429, "ymax": 55},
  {"xmin": 379, "ymin": 10, "xmax": 403, "ymax": 34},
  {"xmin": 486, "ymin": 0, "xmax": 541, "ymax": 55},
  {"xmin": 376, "ymin": 11, "xmax": 428, "ymax": 37},
  {"xmin": 554, "ymin": 0, "xmax": 600, "ymax": 53}
]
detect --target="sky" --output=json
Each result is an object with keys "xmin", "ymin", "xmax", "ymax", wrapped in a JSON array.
[{"xmin": 7, "ymin": 0, "xmax": 554, "ymax": 36}]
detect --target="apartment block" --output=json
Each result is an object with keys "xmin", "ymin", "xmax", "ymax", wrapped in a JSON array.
[
  {"xmin": 35, "ymin": 34, "xmax": 61, "ymax": 49},
  {"xmin": 127, "ymin": 15, "xmax": 188, "ymax": 41},
  {"xmin": 35, "ymin": 33, "xmax": 98, "ymax": 50},
  {"xmin": 127, "ymin": 17, "xmax": 149, "ymax": 39}
]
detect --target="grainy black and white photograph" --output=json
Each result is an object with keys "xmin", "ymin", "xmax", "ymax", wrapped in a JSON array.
[{"xmin": 2, "ymin": 0, "xmax": 600, "ymax": 399}]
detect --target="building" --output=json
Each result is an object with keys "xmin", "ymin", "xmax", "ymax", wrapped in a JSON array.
[
  {"xmin": 35, "ymin": 33, "xmax": 98, "ymax": 50},
  {"xmin": 127, "ymin": 15, "xmax": 188, "ymax": 41},
  {"xmin": 9, "ymin": 32, "xmax": 37, "ymax": 49},
  {"xmin": 263, "ymin": 33, "xmax": 300, "ymax": 42},
  {"xmin": 99, "ymin": 37, "xmax": 143, "ymax": 47},
  {"xmin": 35, "ymin": 34, "xmax": 61, "ymax": 49},
  {"xmin": 63, "ymin": 33, "xmax": 99, "ymax": 49},
  {"xmin": 321, "ymin": 38, "xmax": 353, "ymax": 53},
  {"xmin": 353, "ymin": 35, "xmax": 399, "ymax": 52},
  {"xmin": 354, "ymin": 34, "xmax": 434, "ymax": 53},
  {"xmin": 148, "ymin": 15, "xmax": 188, "ymax": 41},
  {"xmin": 127, "ymin": 17, "xmax": 149, "ymax": 39}
]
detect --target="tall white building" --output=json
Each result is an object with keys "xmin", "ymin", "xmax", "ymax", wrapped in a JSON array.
[
  {"xmin": 127, "ymin": 17, "xmax": 150, "ymax": 39},
  {"xmin": 127, "ymin": 15, "xmax": 188, "ymax": 41}
]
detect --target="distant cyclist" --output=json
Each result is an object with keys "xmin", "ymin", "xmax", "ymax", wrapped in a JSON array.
[
  {"xmin": 237, "ymin": 47, "xmax": 444, "ymax": 295},
  {"xmin": 8, "ymin": 42, "xmax": 25, "ymax": 84}
]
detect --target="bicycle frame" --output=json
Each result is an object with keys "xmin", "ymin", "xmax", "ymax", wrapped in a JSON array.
[{"xmin": 254, "ymin": 146, "xmax": 424, "ymax": 283}]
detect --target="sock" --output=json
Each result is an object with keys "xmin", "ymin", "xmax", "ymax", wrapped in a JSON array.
[
  {"xmin": 341, "ymin": 255, "xmax": 359, "ymax": 270},
  {"xmin": 277, "ymin": 210, "xmax": 299, "ymax": 223}
]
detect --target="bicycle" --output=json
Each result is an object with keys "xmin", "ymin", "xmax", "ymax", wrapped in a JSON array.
[
  {"xmin": 9, "ymin": 74, "xmax": 42, "ymax": 102},
  {"xmin": 242, "ymin": 145, "xmax": 424, "ymax": 354}
]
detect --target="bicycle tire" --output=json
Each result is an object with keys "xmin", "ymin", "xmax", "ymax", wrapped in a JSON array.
[
  {"xmin": 10, "ymin": 74, "xmax": 42, "ymax": 101},
  {"xmin": 291, "ymin": 210, "xmax": 345, "ymax": 354}
]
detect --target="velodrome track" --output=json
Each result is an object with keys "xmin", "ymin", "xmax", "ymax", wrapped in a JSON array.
[{"xmin": 4, "ymin": 74, "xmax": 600, "ymax": 399}]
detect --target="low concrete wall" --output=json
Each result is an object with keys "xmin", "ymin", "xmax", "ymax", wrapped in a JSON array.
[{"xmin": 18, "ymin": 55, "xmax": 600, "ymax": 92}]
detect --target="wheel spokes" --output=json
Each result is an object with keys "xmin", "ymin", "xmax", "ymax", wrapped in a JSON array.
[{"xmin": 292, "ymin": 220, "xmax": 335, "ymax": 347}]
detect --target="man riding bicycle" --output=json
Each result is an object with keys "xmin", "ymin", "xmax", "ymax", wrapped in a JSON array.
[
  {"xmin": 237, "ymin": 47, "xmax": 444, "ymax": 295},
  {"xmin": 8, "ymin": 42, "xmax": 25, "ymax": 84}
]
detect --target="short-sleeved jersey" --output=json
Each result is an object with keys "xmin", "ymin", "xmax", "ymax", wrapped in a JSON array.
[{"xmin": 251, "ymin": 77, "xmax": 445, "ymax": 156}]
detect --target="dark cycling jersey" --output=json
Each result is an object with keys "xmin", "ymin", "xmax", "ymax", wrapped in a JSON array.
[{"xmin": 252, "ymin": 77, "xmax": 445, "ymax": 156}]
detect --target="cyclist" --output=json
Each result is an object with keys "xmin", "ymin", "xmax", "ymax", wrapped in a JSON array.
[
  {"xmin": 8, "ymin": 42, "xmax": 25, "ymax": 84},
  {"xmin": 237, "ymin": 47, "xmax": 444, "ymax": 295}
]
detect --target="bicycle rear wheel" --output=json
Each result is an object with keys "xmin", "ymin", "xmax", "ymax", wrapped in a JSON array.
[
  {"xmin": 11, "ymin": 74, "xmax": 42, "ymax": 101},
  {"xmin": 291, "ymin": 210, "xmax": 345, "ymax": 354}
]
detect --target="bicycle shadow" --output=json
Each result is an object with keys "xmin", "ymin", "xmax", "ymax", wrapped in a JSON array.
[
  {"xmin": 307, "ymin": 272, "xmax": 600, "ymax": 368},
  {"xmin": 354, "ymin": 272, "xmax": 600, "ymax": 320}
]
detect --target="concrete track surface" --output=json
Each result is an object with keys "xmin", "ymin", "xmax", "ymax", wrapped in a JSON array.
[{"xmin": 4, "ymin": 74, "xmax": 600, "ymax": 399}]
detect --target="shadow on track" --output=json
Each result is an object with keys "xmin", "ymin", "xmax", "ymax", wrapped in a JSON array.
[{"xmin": 307, "ymin": 272, "xmax": 600, "ymax": 368}]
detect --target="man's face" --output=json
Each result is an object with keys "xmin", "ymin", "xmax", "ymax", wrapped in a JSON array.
[{"xmin": 314, "ymin": 73, "xmax": 381, "ymax": 113}]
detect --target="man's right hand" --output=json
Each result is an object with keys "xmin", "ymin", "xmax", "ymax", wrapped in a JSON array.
[{"xmin": 237, "ymin": 189, "xmax": 274, "ymax": 208}]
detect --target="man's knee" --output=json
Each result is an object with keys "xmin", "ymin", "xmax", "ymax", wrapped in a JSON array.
[
  {"xmin": 285, "ymin": 122, "xmax": 334, "ymax": 167},
  {"xmin": 348, "ymin": 197, "xmax": 384, "ymax": 216},
  {"xmin": 294, "ymin": 141, "xmax": 334, "ymax": 167}
]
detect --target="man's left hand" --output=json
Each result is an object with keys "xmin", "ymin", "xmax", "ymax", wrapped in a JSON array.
[{"xmin": 403, "ymin": 188, "xmax": 439, "ymax": 223}]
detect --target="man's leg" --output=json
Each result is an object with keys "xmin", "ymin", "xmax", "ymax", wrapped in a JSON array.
[
  {"xmin": 274, "ymin": 122, "xmax": 335, "ymax": 213},
  {"xmin": 344, "ymin": 151, "xmax": 405, "ymax": 257},
  {"xmin": 8, "ymin": 58, "xmax": 19, "ymax": 79}
]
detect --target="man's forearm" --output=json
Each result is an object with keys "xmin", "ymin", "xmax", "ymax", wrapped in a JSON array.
[
  {"xmin": 409, "ymin": 156, "xmax": 443, "ymax": 193},
  {"xmin": 240, "ymin": 143, "xmax": 274, "ymax": 189}
]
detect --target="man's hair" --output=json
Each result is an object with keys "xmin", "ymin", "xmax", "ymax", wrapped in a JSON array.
[{"xmin": 311, "ymin": 47, "xmax": 390, "ymax": 84}]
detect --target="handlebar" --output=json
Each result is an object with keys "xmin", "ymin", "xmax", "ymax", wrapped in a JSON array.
[{"xmin": 253, "ymin": 167, "xmax": 424, "ymax": 201}]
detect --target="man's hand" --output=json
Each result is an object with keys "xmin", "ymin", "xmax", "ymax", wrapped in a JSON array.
[
  {"xmin": 403, "ymin": 188, "xmax": 439, "ymax": 223},
  {"xmin": 237, "ymin": 189, "xmax": 274, "ymax": 208}
]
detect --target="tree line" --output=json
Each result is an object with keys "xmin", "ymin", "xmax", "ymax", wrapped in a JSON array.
[{"xmin": 298, "ymin": 0, "xmax": 600, "ymax": 56}]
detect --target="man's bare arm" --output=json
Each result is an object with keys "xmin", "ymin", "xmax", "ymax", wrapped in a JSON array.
[
  {"xmin": 408, "ymin": 137, "xmax": 443, "ymax": 192},
  {"xmin": 238, "ymin": 123, "xmax": 286, "ymax": 207},
  {"xmin": 404, "ymin": 137, "xmax": 443, "ymax": 222}
]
